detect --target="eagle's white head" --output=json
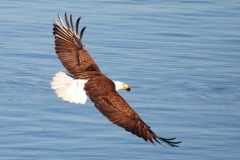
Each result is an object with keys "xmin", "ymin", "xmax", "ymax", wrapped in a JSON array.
[{"xmin": 113, "ymin": 81, "xmax": 131, "ymax": 91}]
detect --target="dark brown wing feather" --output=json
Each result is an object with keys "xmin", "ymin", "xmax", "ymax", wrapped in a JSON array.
[
  {"xmin": 53, "ymin": 13, "xmax": 101, "ymax": 78},
  {"xmin": 84, "ymin": 75, "xmax": 181, "ymax": 147}
]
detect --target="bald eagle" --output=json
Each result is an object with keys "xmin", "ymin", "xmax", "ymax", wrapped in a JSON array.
[{"xmin": 50, "ymin": 13, "xmax": 181, "ymax": 147}]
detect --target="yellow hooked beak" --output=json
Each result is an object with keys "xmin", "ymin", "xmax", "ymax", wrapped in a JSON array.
[{"xmin": 122, "ymin": 83, "xmax": 131, "ymax": 91}]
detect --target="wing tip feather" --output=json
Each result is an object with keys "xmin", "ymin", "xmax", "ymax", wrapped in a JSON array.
[{"xmin": 154, "ymin": 136, "xmax": 181, "ymax": 147}]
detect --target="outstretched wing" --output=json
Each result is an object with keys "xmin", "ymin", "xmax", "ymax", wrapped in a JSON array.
[
  {"xmin": 84, "ymin": 76, "xmax": 181, "ymax": 147},
  {"xmin": 53, "ymin": 13, "xmax": 101, "ymax": 78}
]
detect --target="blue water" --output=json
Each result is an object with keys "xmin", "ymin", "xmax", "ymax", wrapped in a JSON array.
[{"xmin": 0, "ymin": 0, "xmax": 239, "ymax": 159}]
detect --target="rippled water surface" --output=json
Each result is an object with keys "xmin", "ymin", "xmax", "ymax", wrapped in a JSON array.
[{"xmin": 0, "ymin": 0, "xmax": 239, "ymax": 160}]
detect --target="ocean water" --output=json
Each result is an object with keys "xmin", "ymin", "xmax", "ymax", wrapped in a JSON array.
[{"xmin": 0, "ymin": 0, "xmax": 239, "ymax": 160}]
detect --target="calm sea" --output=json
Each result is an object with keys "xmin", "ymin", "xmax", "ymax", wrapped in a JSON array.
[{"xmin": 0, "ymin": 0, "xmax": 239, "ymax": 160}]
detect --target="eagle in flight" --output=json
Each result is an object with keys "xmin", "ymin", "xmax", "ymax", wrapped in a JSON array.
[{"xmin": 51, "ymin": 13, "xmax": 181, "ymax": 147}]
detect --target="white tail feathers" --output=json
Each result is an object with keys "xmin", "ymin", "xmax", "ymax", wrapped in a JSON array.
[{"xmin": 50, "ymin": 71, "xmax": 88, "ymax": 104}]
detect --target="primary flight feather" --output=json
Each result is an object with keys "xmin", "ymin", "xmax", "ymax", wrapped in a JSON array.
[{"xmin": 51, "ymin": 13, "xmax": 181, "ymax": 147}]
